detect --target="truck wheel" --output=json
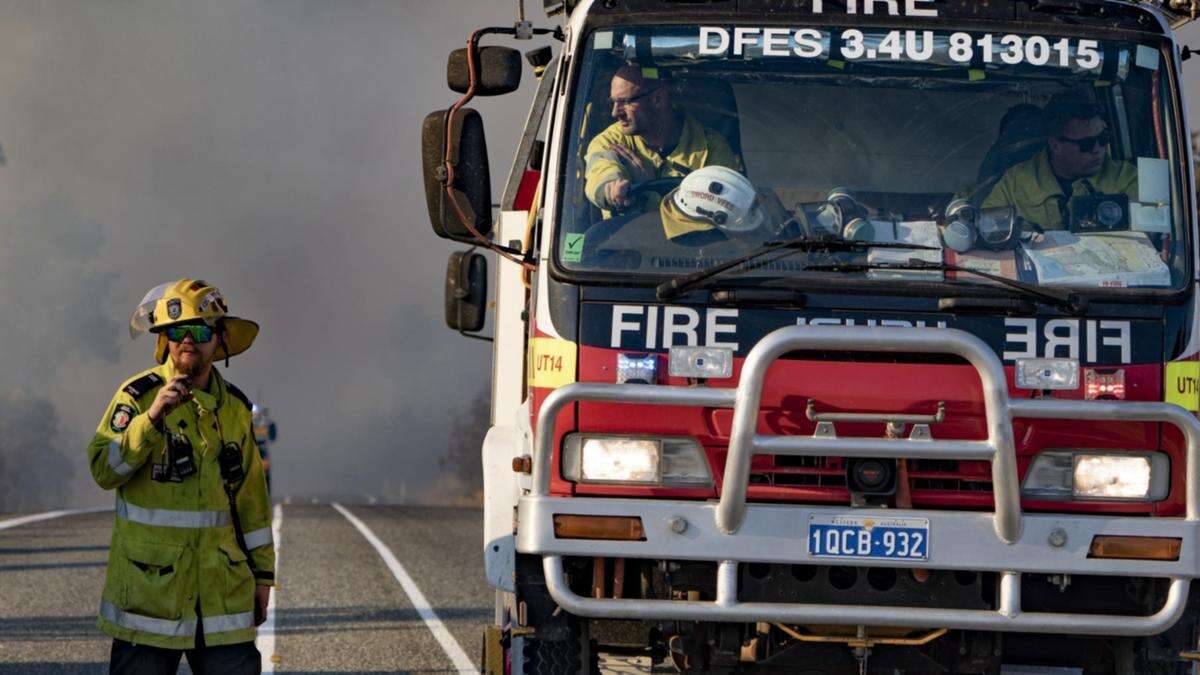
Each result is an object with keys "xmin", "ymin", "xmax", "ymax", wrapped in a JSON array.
[{"xmin": 1112, "ymin": 638, "xmax": 1194, "ymax": 675}]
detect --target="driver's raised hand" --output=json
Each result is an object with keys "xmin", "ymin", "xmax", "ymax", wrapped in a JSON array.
[
  {"xmin": 611, "ymin": 144, "xmax": 655, "ymax": 182},
  {"xmin": 604, "ymin": 178, "xmax": 632, "ymax": 209}
]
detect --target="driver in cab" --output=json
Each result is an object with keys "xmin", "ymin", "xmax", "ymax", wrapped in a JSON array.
[
  {"xmin": 978, "ymin": 97, "xmax": 1137, "ymax": 230},
  {"xmin": 584, "ymin": 63, "xmax": 742, "ymax": 218}
]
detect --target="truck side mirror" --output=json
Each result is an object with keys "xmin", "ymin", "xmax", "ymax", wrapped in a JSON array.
[
  {"xmin": 445, "ymin": 250, "xmax": 488, "ymax": 332},
  {"xmin": 421, "ymin": 108, "xmax": 492, "ymax": 240},
  {"xmin": 268, "ymin": 423, "xmax": 277, "ymax": 442},
  {"xmin": 447, "ymin": 46, "xmax": 522, "ymax": 96}
]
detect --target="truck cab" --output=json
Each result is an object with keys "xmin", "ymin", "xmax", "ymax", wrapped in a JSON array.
[{"xmin": 423, "ymin": 1, "xmax": 1200, "ymax": 672}]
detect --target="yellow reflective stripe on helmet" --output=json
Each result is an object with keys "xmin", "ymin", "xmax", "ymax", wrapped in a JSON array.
[
  {"xmin": 202, "ymin": 610, "xmax": 254, "ymax": 635},
  {"xmin": 115, "ymin": 498, "xmax": 231, "ymax": 528},
  {"xmin": 243, "ymin": 526, "xmax": 272, "ymax": 550},
  {"xmin": 107, "ymin": 440, "xmax": 134, "ymax": 477},
  {"xmin": 100, "ymin": 600, "xmax": 196, "ymax": 638}
]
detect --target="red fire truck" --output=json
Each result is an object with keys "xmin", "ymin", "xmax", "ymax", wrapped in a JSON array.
[{"xmin": 423, "ymin": 0, "xmax": 1200, "ymax": 671}]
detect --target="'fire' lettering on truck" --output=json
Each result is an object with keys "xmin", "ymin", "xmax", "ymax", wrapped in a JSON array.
[
  {"xmin": 811, "ymin": 0, "xmax": 939, "ymax": 16},
  {"xmin": 1001, "ymin": 319, "xmax": 1131, "ymax": 362},
  {"xmin": 596, "ymin": 305, "xmax": 1146, "ymax": 366}
]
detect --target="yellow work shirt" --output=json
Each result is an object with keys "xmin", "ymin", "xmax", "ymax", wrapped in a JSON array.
[
  {"xmin": 980, "ymin": 149, "xmax": 1139, "ymax": 231},
  {"xmin": 584, "ymin": 113, "xmax": 742, "ymax": 218}
]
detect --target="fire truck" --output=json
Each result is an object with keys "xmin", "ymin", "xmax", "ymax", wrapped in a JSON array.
[{"xmin": 423, "ymin": 0, "xmax": 1200, "ymax": 671}]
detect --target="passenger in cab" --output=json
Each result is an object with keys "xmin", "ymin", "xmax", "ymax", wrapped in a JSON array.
[
  {"xmin": 584, "ymin": 63, "xmax": 742, "ymax": 217},
  {"xmin": 979, "ymin": 97, "xmax": 1137, "ymax": 230}
]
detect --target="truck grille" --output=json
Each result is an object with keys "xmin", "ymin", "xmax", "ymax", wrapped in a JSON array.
[{"xmin": 749, "ymin": 458, "xmax": 993, "ymax": 493}]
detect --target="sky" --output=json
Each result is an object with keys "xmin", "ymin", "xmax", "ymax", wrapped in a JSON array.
[{"xmin": 0, "ymin": 3, "xmax": 1197, "ymax": 509}]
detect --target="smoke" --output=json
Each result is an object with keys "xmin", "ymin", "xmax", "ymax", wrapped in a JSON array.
[
  {"xmin": 0, "ymin": 197, "xmax": 122, "ymax": 508},
  {"xmin": 0, "ymin": 1, "xmax": 550, "ymax": 508},
  {"xmin": 0, "ymin": 392, "xmax": 68, "ymax": 511}
]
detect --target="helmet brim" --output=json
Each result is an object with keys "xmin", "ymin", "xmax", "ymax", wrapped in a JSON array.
[
  {"xmin": 660, "ymin": 189, "xmax": 718, "ymax": 240},
  {"xmin": 154, "ymin": 317, "xmax": 259, "ymax": 364},
  {"xmin": 660, "ymin": 188, "xmax": 765, "ymax": 239}
]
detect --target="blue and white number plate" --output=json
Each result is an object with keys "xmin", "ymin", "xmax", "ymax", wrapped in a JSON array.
[{"xmin": 808, "ymin": 515, "xmax": 930, "ymax": 561}]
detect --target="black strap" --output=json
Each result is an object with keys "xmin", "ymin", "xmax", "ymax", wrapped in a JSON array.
[
  {"xmin": 123, "ymin": 372, "xmax": 164, "ymax": 399},
  {"xmin": 218, "ymin": 442, "xmax": 258, "ymax": 574},
  {"xmin": 222, "ymin": 481, "xmax": 261, "ymax": 581},
  {"xmin": 224, "ymin": 381, "xmax": 253, "ymax": 411},
  {"xmin": 1056, "ymin": 194, "xmax": 1072, "ymax": 228}
]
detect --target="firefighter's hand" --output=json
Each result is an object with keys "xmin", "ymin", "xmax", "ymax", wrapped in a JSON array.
[
  {"xmin": 604, "ymin": 179, "xmax": 632, "ymax": 209},
  {"xmin": 147, "ymin": 375, "xmax": 192, "ymax": 426},
  {"xmin": 254, "ymin": 585, "xmax": 270, "ymax": 626},
  {"xmin": 611, "ymin": 144, "xmax": 655, "ymax": 182}
]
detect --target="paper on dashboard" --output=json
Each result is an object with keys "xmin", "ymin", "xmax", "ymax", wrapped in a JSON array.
[
  {"xmin": 1021, "ymin": 230, "xmax": 1170, "ymax": 287},
  {"xmin": 867, "ymin": 220, "xmax": 944, "ymax": 281}
]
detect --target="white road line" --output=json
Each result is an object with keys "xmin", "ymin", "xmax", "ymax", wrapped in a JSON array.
[
  {"xmin": 0, "ymin": 507, "xmax": 110, "ymax": 532},
  {"xmin": 332, "ymin": 502, "xmax": 476, "ymax": 674},
  {"xmin": 257, "ymin": 502, "xmax": 284, "ymax": 673}
]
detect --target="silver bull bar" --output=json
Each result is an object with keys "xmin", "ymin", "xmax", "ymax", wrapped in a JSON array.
[{"xmin": 517, "ymin": 326, "xmax": 1200, "ymax": 635}]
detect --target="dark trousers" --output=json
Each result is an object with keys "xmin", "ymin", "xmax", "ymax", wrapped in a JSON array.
[{"xmin": 108, "ymin": 638, "xmax": 261, "ymax": 675}]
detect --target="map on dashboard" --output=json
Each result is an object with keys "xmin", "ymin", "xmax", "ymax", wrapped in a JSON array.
[{"xmin": 1021, "ymin": 231, "xmax": 1171, "ymax": 287}]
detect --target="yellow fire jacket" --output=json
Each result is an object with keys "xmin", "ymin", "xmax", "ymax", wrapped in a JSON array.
[
  {"xmin": 980, "ymin": 148, "xmax": 1139, "ymax": 230},
  {"xmin": 87, "ymin": 360, "xmax": 274, "ymax": 649},
  {"xmin": 584, "ymin": 113, "xmax": 742, "ymax": 217}
]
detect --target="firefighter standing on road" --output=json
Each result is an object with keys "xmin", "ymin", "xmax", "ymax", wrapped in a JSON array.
[{"xmin": 87, "ymin": 279, "xmax": 274, "ymax": 675}]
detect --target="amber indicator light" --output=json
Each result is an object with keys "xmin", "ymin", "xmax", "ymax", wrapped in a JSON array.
[
  {"xmin": 553, "ymin": 515, "xmax": 647, "ymax": 541},
  {"xmin": 1088, "ymin": 535, "xmax": 1181, "ymax": 561}
]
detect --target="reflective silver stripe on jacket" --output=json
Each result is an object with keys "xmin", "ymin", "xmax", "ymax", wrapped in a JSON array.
[
  {"xmin": 100, "ymin": 601, "xmax": 253, "ymax": 637},
  {"xmin": 107, "ymin": 440, "xmax": 134, "ymax": 477},
  {"xmin": 115, "ymin": 498, "xmax": 231, "ymax": 528},
  {"xmin": 243, "ymin": 526, "xmax": 272, "ymax": 550},
  {"xmin": 100, "ymin": 600, "xmax": 196, "ymax": 637},
  {"xmin": 203, "ymin": 610, "xmax": 254, "ymax": 634}
]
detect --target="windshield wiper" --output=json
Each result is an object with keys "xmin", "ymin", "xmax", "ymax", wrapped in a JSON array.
[
  {"xmin": 804, "ymin": 259, "xmax": 1088, "ymax": 315},
  {"xmin": 655, "ymin": 234, "xmax": 937, "ymax": 301}
]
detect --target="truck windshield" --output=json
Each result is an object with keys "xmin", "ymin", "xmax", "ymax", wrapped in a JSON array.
[{"xmin": 556, "ymin": 24, "xmax": 1189, "ymax": 291}]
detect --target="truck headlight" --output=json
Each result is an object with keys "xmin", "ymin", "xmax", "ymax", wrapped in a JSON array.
[
  {"xmin": 1022, "ymin": 451, "xmax": 1169, "ymax": 501},
  {"xmin": 561, "ymin": 434, "xmax": 712, "ymax": 487}
]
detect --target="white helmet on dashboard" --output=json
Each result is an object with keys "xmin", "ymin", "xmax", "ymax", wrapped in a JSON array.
[{"xmin": 660, "ymin": 166, "xmax": 764, "ymax": 239}]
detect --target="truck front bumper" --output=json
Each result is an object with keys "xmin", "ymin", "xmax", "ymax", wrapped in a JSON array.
[{"xmin": 516, "ymin": 326, "xmax": 1200, "ymax": 636}]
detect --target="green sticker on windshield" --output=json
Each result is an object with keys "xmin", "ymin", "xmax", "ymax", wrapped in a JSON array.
[{"xmin": 563, "ymin": 234, "xmax": 586, "ymax": 263}]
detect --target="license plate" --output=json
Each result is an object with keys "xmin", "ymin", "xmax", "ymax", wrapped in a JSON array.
[{"xmin": 807, "ymin": 515, "xmax": 930, "ymax": 561}]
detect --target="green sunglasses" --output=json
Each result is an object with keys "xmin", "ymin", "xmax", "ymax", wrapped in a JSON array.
[{"xmin": 165, "ymin": 324, "xmax": 216, "ymax": 343}]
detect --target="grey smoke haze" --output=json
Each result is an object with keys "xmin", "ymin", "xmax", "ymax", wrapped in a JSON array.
[
  {"xmin": 0, "ymin": 1, "xmax": 549, "ymax": 507},
  {"xmin": 0, "ymin": 4, "xmax": 1197, "ymax": 509}
]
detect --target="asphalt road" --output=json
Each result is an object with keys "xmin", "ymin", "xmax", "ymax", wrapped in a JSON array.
[
  {"xmin": 0, "ymin": 504, "xmax": 656, "ymax": 675},
  {"xmin": 0, "ymin": 504, "xmax": 496, "ymax": 674}
]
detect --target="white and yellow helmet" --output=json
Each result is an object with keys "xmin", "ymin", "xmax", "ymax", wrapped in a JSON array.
[
  {"xmin": 660, "ymin": 166, "xmax": 764, "ymax": 239},
  {"xmin": 129, "ymin": 278, "xmax": 259, "ymax": 364}
]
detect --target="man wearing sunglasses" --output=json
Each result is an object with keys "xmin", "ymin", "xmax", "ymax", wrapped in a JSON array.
[
  {"xmin": 584, "ymin": 63, "xmax": 742, "ymax": 218},
  {"xmin": 87, "ymin": 279, "xmax": 273, "ymax": 674},
  {"xmin": 979, "ymin": 96, "xmax": 1137, "ymax": 230}
]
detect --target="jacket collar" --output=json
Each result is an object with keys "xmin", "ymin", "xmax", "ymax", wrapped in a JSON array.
[{"xmin": 663, "ymin": 114, "xmax": 703, "ymax": 165}]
